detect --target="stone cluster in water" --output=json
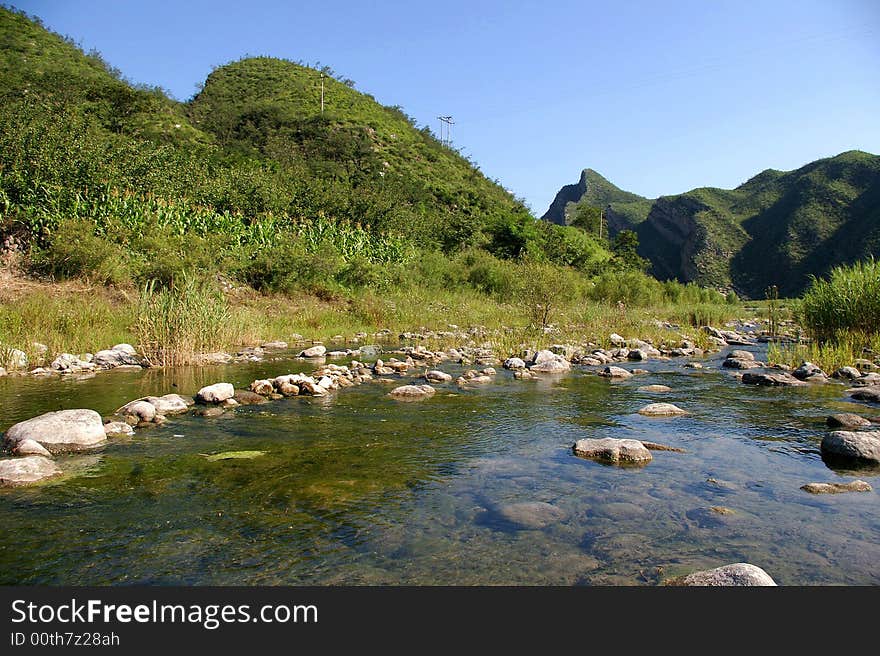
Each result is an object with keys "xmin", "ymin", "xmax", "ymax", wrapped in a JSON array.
[{"xmin": 3, "ymin": 321, "xmax": 880, "ymax": 585}]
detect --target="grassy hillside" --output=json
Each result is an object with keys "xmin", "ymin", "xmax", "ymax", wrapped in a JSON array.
[
  {"xmin": 0, "ymin": 6, "xmax": 616, "ymax": 292},
  {"xmin": 543, "ymin": 151, "xmax": 880, "ymax": 297}
]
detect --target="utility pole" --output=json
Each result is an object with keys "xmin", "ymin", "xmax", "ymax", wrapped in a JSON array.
[
  {"xmin": 320, "ymin": 73, "xmax": 325, "ymax": 113},
  {"xmin": 437, "ymin": 115, "xmax": 454, "ymax": 146}
]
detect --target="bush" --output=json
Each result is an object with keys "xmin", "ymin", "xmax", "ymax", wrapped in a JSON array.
[
  {"xmin": 517, "ymin": 259, "xmax": 582, "ymax": 329},
  {"xmin": 800, "ymin": 259, "xmax": 880, "ymax": 341},
  {"xmin": 30, "ymin": 219, "xmax": 133, "ymax": 286}
]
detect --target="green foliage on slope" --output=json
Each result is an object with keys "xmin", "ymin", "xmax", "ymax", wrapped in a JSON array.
[{"xmin": 0, "ymin": 6, "xmax": 618, "ymax": 294}]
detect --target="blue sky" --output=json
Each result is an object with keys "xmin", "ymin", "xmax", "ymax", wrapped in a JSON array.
[{"xmin": 13, "ymin": 0, "xmax": 880, "ymax": 215}]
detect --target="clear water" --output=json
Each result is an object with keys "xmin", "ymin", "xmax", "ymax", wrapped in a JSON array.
[{"xmin": 1, "ymin": 347, "xmax": 878, "ymax": 585}]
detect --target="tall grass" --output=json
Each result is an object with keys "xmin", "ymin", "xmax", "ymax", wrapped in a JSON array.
[
  {"xmin": 136, "ymin": 277, "xmax": 232, "ymax": 366},
  {"xmin": 800, "ymin": 259, "xmax": 880, "ymax": 341}
]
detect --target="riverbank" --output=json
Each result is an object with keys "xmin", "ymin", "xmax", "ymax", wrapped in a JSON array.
[{"xmin": 0, "ymin": 266, "xmax": 753, "ymax": 373}]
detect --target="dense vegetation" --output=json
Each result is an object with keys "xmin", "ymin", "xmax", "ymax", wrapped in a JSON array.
[
  {"xmin": 0, "ymin": 7, "xmax": 738, "ymax": 365},
  {"xmin": 543, "ymin": 152, "xmax": 880, "ymax": 298}
]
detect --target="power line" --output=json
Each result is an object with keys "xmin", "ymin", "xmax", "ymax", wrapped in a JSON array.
[{"xmin": 437, "ymin": 115, "xmax": 454, "ymax": 146}]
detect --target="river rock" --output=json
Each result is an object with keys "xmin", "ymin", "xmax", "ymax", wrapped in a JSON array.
[
  {"xmin": 793, "ymin": 361, "xmax": 827, "ymax": 381},
  {"xmin": 728, "ymin": 350, "xmax": 755, "ymax": 361},
  {"xmin": 609, "ymin": 333, "xmax": 626, "ymax": 346},
  {"xmin": 627, "ymin": 349, "xmax": 649, "ymax": 361},
  {"xmin": 389, "ymin": 384, "xmax": 436, "ymax": 399},
  {"xmin": 233, "ymin": 390, "xmax": 268, "ymax": 405},
  {"xmin": 503, "ymin": 357, "xmax": 526, "ymax": 370},
  {"xmin": 261, "ymin": 341, "xmax": 288, "ymax": 349},
  {"xmin": 0, "ymin": 456, "xmax": 61, "ymax": 487},
  {"xmin": 425, "ymin": 370, "xmax": 453, "ymax": 383},
  {"xmin": 821, "ymin": 430, "xmax": 880, "ymax": 463},
  {"xmin": 299, "ymin": 345, "xmax": 327, "ymax": 358},
  {"xmin": 144, "ymin": 394, "xmax": 191, "ymax": 414},
  {"xmin": 834, "ymin": 366, "xmax": 862, "ymax": 380},
  {"xmin": 5, "ymin": 348, "xmax": 28, "ymax": 369},
  {"xmin": 103, "ymin": 422, "xmax": 134, "ymax": 437},
  {"xmin": 496, "ymin": 502, "xmax": 567, "ymax": 529},
  {"xmin": 827, "ymin": 413, "xmax": 873, "ymax": 429},
  {"xmin": 638, "ymin": 403, "xmax": 688, "ymax": 416},
  {"xmin": 599, "ymin": 366, "xmax": 632, "ymax": 379},
  {"xmin": 118, "ymin": 400, "xmax": 157, "ymax": 424},
  {"xmin": 0, "ymin": 366, "xmax": 6, "ymax": 377},
  {"xmin": 741, "ymin": 372, "xmax": 806, "ymax": 386},
  {"xmin": 800, "ymin": 480, "xmax": 872, "ymax": 494},
  {"xmin": 637, "ymin": 385, "xmax": 672, "ymax": 393},
  {"xmin": 250, "ymin": 379, "xmax": 275, "ymax": 395},
  {"xmin": 669, "ymin": 563, "xmax": 776, "ymax": 586},
  {"xmin": 93, "ymin": 345, "xmax": 144, "ymax": 368},
  {"xmin": 849, "ymin": 387, "xmax": 880, "ymax": 403},
  {"xmin": 4, "ymin": 409, "xmax": 106, "ymax": 453},
  {"xmin": 573, "ymin": 438, "xmax": 652, "ymax": 464},
  {"xmin": 12, "ymin": 438, "xmax": 52, "ymax": 457},
  {"xmin": 529, "ymin": 357, "xmax": 570, "ymax": 373},
  {"xmin": 196, "ymin": 383, "xmax": 235, "ymax": 404},
  {"xmin": 722, "ymin": 351, "xmax": 760, "ymax": 369}
]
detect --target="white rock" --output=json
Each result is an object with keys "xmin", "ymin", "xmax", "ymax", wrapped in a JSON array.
[
  {"xmin": 638, "ymin": 403, "xmax": 688, "ymax": 416},
  {"xmin": 4, "ymin": 409, "xmax": 106, "ymax": 453},
  {"xmin": 573, "ymin": 438, "xmax": 652, "ymax": 464},
  {"xmin": 675, "ymin": 563, "xmax": 776, "ymax": 586},
  {"xmin": 0, "ymin": 456, "xmax": 61, "ymax": 487},
  {"xmin": 299, "ymin": 345, "xmax": 327, "ymax": 358},
  {"xmin": 196, "ymin": 383, "xmax": 235, "ymax": 404},
  {"xmin": 12, "ymin": 438, "xmax": 52, "ymax": 457},
  {"xmin": 389, "ymin": 384, "xmax": 436, "ymax": 399}
]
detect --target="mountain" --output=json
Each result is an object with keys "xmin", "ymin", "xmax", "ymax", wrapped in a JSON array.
[
  {"xmin": 542, "ymin": 151, "xmax": 880, "ymax": 297},
  {"xmin": 541, "ymin": 169, "xmax": 653, "ymax": 234}
]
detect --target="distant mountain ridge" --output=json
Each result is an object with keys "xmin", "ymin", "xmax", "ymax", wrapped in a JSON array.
[{"xmin": 542, "ymin": 151, "xmax": 880, "ymax": 297}]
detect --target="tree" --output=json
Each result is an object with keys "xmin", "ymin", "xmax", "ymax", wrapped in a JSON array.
[
  {"xmin": 611, "ymin": 229, "xmax": 649, "ymax": 271},
  {"xmin": 571, "ymin": 203, "xmax": 602, "ymax": 236}
]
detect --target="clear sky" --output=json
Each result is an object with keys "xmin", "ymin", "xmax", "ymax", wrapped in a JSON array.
[{"xmin": 12, "ymin": 0, "xmax": 880, "ymax": 215}]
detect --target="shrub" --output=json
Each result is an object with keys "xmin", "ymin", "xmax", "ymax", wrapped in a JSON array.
[{"xmin": 30, "ymin": 219, "xmax": 133, "ymax": 286}]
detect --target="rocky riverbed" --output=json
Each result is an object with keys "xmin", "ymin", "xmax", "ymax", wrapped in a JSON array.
[{"xmin": 1, "ymin": 322, "xmax": 878, "ymax": 585}]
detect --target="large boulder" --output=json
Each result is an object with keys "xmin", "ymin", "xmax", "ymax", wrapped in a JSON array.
[
  {"xmin": 117, "ymin": 400, "xmax": 158, "ymax": 425},
  {"xmin": 388, "ymin": 384, "xmax": 436, "ymax": 400},
  {"xmin": 196, "ymin": 383, "xmax": 235, "ymax": 404},
  {"xmin": 0, "ymin": 456, "xmax": 61, "ymax": 487},
  {"xmin": 503, "ymin": 357, "xmax": 526, "ymax": 370},
  {"xmin": 4, "ymin": 409, "xmax": 106, "ymax": 453},
  {"xmin": 821, "ymin": 430, "xmax": 880, "ymax": 463},
  {"xmin": 573, "ymin": 438, "xmax": 652, "ymax": 464},
  {"xmin": 669, "ymin": 563, "xmax": 776, "ymax": 586}
]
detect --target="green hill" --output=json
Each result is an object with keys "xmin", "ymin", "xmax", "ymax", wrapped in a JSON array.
[
  {"xmin": 543, "ymin": 151, "xmax": 880, "ymax": 297},
  {"xmin": 0, "ymin": 6, "xmax": 613, "ymax": 292}
]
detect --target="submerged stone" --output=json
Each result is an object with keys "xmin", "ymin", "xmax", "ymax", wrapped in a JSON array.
[
  {"xmin": 800, "ymin": 480, "xmax": 872, "ymax": 494},
  {"xmin": 496, "ymin": 502, "xmax": 567, "ymax": 529},
  {"xmin": 0, "ymin": 456, "xmax": 61, "ymax": 487}
]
